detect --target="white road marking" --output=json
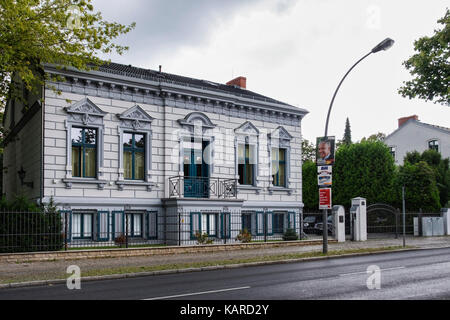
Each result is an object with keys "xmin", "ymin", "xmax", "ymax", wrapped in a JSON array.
[
  {"xmin": 339, "ymin": 266, "xmax": 405, "ymax": 277},
  {"xmin": 143, "ymin": 286, "xmax": 251, "ymax": 300}
]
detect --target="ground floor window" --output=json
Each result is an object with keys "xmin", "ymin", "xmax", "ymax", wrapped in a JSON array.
[
  {"xmin": 242, "ymin": 212, "xmax": 252, "ymax": 232},
  {"xmin": 201, "ymin": 213, "xmax": 218, "ymax": 237},
  {"xmin": 72, "ymin": 213, "xmax": 93, "ymax": 239},
  {"xmin": 273, "ymin": 212, "xmax": 285, "ymax": 234},
  {"xmin": 126, "ymin": 212, "xmax": 143, "ymax": 237}
]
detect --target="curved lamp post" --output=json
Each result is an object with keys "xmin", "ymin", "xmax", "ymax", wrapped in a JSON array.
[{"xmin": 322, "ymin": 38, "xmax": 394, "ymax": 254}]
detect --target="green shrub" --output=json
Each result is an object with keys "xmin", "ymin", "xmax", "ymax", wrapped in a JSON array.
[
  {"xmin": 194, "ymin": 232, "xmax": 213, "ymax": 245},
  {"xmin": 0, "ymin": 196, "xmax": 64, "ymax": 253},
  {"xmin": 236, "ymin": 229, "xmax": 252, "ymax": 243},
  {"xmin": 282, "ymin": 229, "xmax": 299, "ymax": 241}
]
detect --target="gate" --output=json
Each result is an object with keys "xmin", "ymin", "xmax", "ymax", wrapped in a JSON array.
[{"xmin": 366, "ymin": 203, "xmax": 399, "ymax": 239}]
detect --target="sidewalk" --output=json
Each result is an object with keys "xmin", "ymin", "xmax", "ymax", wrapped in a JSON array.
[{"xmin": 1, "ymin": 236, "xmax": 449, "ymax": 285}]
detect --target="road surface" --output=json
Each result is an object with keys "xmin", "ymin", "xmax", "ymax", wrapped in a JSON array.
[{"xmin": 1, "ymin": 247, "xmax": 450, "ymax": 300}]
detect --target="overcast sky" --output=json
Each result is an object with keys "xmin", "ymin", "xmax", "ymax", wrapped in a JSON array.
[{"xmin": 93, "ymin": 0, "xmax": 449, "ymax": 143}]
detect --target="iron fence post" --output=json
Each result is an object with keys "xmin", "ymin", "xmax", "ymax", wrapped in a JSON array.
[
  {"xmin": 64, "ymin": 211, "xmax": 68, "ymax": 251},
  {"xmin": 264, "ymin": 212, "xmax": 267, "ymax": 243},
  {"xmin": 125, "ymin": 214, "xmax": 129, "ymax": 249},
  {"xmin": 178, "ymin": 210, "xmax": 181, "ymax": 247},
  {"xmin": 300, "ymin": 211, "xmax": 303, "ymax": 240}
]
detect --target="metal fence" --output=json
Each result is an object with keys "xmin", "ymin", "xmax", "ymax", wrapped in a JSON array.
[{"xmin": 0, "ymin": 210, "xmax": 305, "ymax": 253}]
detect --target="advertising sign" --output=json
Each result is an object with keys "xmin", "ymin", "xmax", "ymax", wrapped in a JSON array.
[
  {"xmin": 318, "ymin": 174, "xmax": 332, "ymax": 187},
  {"xmin": 319, "ymin": 188, "xmax": 332, "ymax": 210},
  {"xmin": 316, "ymin": 137, "xmax": 335, "ymax": 166}
]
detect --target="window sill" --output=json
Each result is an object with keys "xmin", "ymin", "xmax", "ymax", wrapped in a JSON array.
[
  {"xmin": 268, "ymin": 186, "xmax": 293, "ymax": 195},
  {"xmin": 115, "ymin": 180, "xmax": 156, "ymax": 191},
  {"xmin": 63, "ymin": 178, "xmax": 108, "ymax": 190},
  {"xmin": 237, "ymin": 185, "xmax": 262, "ymax": 194}
]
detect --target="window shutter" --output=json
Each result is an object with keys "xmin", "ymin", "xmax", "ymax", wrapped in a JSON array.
[
  {"xmin": 267, "ymin": 212, "xmax": 273, "ymax": 236},
  {"xmin": 190, "ymin": 212, "xmax": 201, "ymax": 240},
  {"xmin": 288, "ymin": 211, "xmax": 296, "ymax": 230},
  {"xmin": 256, "ymin": 211, "xmax": 264, "ymax": 236},
  {"xmin": 97, "ymin": 211, "xmax": 109, "ymax": 241},
  {"xmin": 221, "ymin": 213, "xmax": 231, "ymax": 239},
  {"xmin": 112, "ymin": 211, "xmax": 124, "ymax": 240},
  {"xmin": 147, "ymin": 211, "xmax": 158, "ymax": 240}
]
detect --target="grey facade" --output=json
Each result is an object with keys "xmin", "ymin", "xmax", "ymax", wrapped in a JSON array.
[
  {"xmin": 384, "ymin": 117, "xmax": 450, "ymax": 165},
  {"xmin": 2, "ymin": 63, "xmax": 308, "ymax": 244}
]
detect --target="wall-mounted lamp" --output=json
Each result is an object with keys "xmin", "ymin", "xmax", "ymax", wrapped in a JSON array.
[{"xmin": 17, "ymin": 166, "xmax": 33, "ymax": 189}]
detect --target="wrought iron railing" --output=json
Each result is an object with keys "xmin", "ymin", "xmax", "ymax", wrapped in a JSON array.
[{"xmin": 168, "ymin": 176, "xmax": 238, "ymax": 199}]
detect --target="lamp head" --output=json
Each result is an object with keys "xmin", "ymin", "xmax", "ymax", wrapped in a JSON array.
[{"xmin": 371, "ymin": 38, "xmax": 395, "ymax": 53}]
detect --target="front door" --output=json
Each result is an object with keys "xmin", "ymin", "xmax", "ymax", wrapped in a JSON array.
[{"xmin": 183, "ymin": 139, "xmax": 210, "ymax": 198}]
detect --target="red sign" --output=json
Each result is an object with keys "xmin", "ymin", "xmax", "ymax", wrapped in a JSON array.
[{"xmin": 319, "ymin": 188, "xmax": 332, "ymax": 209}]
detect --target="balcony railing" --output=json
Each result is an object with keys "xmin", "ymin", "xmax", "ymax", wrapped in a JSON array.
[{"xmin": 168, "ymin": 176, "xmax": 238, "ymax": 199}]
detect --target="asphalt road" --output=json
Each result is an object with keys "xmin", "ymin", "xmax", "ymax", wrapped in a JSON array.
[{"xmin": 1, "ymin": 247, "xmax": 450, "ymax": 300}]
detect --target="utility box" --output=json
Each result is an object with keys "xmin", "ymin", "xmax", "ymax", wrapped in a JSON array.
[
  {"xmin": 332, "ymin": 205, "xmax": 345, "ymax": 243},
  {"xmin": 442, "ymin": 208, "xmax": 450, "ymax": 236},
  {"xmin": 422, "ymin": 217, "xmax": 445, "ymax": 236},
  {"xmin": 351, "ymin": 197, "xmax": 367, "ymax": 241}
]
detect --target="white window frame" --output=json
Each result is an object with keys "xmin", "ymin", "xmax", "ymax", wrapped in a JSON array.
[
  {"xmin": 234, "ymin": 121, "xmax": 260, "ymax": 192},
  {"xmin": 63, "ymin": 98, "xmax": 107, "ymax": 190},
  {"xmin": 268, "ymin": 126, "xmax": 293, "ymax": 195}
]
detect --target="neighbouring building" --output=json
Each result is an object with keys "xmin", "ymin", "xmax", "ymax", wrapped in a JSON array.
[
  {"xmin": 2, "ymin": 62, "xmax": 309, "ymax": 245},
  {"xmin": 384, "ymin": 115, "xmax": 450, "ymax": 165}
]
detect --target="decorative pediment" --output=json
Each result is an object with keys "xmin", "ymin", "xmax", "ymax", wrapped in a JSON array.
[
  {"xmin": 235, "ymin": 121, "xmax": 260, "ymax": 136},
  {"xmin": 118, "ymin": 105, "xmax": 154, "ymax": 130},
  {"xmin": 178, "ymin": 112, "xmax": 216, "ymax": 134},
  {"xmin": 269, "ymin": 126, "xmax": 292, "ymax": 147},
  {"xmin": 269, "ymin": 126, "xmax": 293, "ymax": 141},
  {"xmin": 65, "ymin": 98, "xmax": 106, "ymax": 125}
]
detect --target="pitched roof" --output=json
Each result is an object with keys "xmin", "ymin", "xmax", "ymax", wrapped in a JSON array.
[
  {"xmin": 385, "ymin": 118, "xmax": 450, "ymax": 141},
  {"xmin": 96, "ymin": 62, "xmax": 293, "ymax": 107}
]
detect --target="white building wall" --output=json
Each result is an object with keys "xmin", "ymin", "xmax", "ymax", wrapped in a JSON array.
[
  {"xmin": 42, "ymin": 88, "xmax": 303, "ymax": 208},
  {"xmin": 385, "ymin": 121, "xmax": 450, "ymax": 165}
]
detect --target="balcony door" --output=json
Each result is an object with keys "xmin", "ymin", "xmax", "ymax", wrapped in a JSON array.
[{"xmin": 183, "ymin": 138, "xmax": 210, "ymax": 198}]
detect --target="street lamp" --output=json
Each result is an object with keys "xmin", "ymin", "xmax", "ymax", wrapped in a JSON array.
[{"xmin": 321, "ymin": 38, "xmax": 395, "ymax": 254}]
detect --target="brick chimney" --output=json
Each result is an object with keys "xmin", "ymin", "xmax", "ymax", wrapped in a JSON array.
[
  {"xmin": 398, "ymin": 115, "xmax": 419, "ymax": 128},
  {"xmin": 226, "ymin": 76, "xmax": 246, "ymax": 89}
]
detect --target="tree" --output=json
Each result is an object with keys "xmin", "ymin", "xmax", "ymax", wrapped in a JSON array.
[
  {"xmin": 302, "ymin": 160, "xmax": 318, "ymax": 211},
  {"xmin": 342, "ymin": 117, "xmax": 352, "ymax": 145},
  {"xmin": 404, "ymin": 149, "xmax": 450, "ymax": 208},
  {"xmin": 333, "ymin": 141, "xmax": 396, "ymax": 209},
  {"xmin": 301, "ymin": 139, "xmax": 316, "ymax": 163},
  {"xmin": 0, "ymin": 0, "xmax": 135, "ymax": 107},
  {"xmin": 398, "ymin": 9, "xmax": 450, "ymax": 105},
  {"xmin": 360, "ymin": 132, "xmax": 386, "ymax": 143},
  {"xmin": 396, "ymin": 161, "xmax": 441, "ymax": 212}
]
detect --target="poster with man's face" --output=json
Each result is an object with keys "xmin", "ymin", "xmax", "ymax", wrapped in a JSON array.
[{"xmin": 316, "ymin": 136, "xmax": 335, "ymax": 166}]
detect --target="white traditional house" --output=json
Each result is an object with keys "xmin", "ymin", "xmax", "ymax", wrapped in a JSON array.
[
  {"xmin": 384, "ymin": 115, "xmax": 450, "ymax": 165},
  {"xmin": 2, "ymin": 63, "xmax": 308, "ymax": 245}
]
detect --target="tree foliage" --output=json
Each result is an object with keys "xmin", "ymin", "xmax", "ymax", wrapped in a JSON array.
[
  {"xmin": 398, "ymin": 9, "xmax": 450, "ymax": 105},
  {"xmin": 395, "ymin": 161, "xmax": 441, "ymax": 212},
  {"xmin": 0, "ymin": 0, "xmax": 135, "ymax": 105},
  {"xmin": 302, "ymin": 160, "xmax": 318, "ymax": 211},
  {"xmin": 404, "ymin": 149, "xmax": 450, "ymax": 208},
  {"xmin": 360, "ymin": 132, "xmax": 386, "ymax": 143},
  {"xmin": 342, "ymin": 117, "xmax": 352, "ymax": 145},
  {"xmin": 332, "ymin": 141, "xmax": 396, "ymax": 209},
  {"xmin": 301, "ymin": 139, "xmax": 316, "ymax": 163}
]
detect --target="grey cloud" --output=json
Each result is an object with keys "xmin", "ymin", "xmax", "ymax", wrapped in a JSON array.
[{"xmin": 94, "ymin": 0, "xmax": 264, "ymax": 65}]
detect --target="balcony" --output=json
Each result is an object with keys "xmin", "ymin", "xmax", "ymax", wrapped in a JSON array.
[{"xmin": 168, "ymin": 176, "xmax": 238, "ymax": 199}]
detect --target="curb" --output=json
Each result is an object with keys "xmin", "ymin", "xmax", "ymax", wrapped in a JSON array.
[{"xmin": 2, "ymin": 245, "xmax": 449, "ymax": 290}]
